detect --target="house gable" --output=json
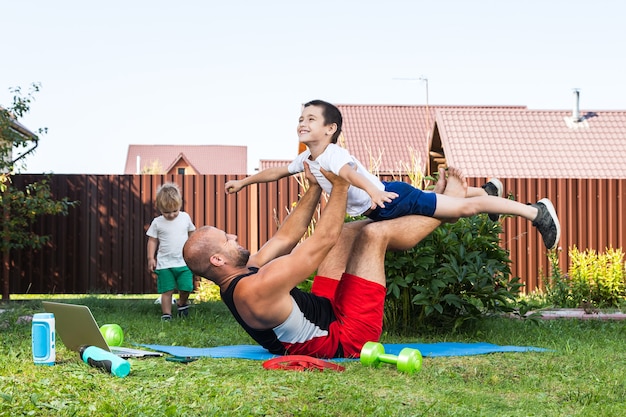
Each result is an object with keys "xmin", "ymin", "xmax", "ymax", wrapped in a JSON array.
[{"xmin": 163, "ymin": 153, "xmax": 201, "ymax": 175}]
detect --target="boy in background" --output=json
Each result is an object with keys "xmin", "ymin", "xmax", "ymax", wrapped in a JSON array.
[
  {"xmin": 225, "ymin": 99, "xmax": 559, "ymax": 249},
  {"xmin": 147, "ymin": 182, "xmax": 196, "ymax": 321}
]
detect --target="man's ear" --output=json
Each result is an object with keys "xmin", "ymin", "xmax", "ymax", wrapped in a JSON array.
[{"xmin": 210, "ymin": 254, "xmax": 224, "ymax": 267}]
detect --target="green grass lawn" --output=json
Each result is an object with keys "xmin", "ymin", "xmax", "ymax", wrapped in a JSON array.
[{"xmin": 1, "ymin": 296, "xmax": 626, "ymax": 417}]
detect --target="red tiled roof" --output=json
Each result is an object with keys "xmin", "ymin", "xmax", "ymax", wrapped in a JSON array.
[
  {"xmin": 258, "ymin": 159, "xmax": 291, "ymax": 170},
  {"xmin": 436, "ymin": 109, "xmax": 626, "ymax": 179},
  {"xmin": 337, "ymin": 104, "xmax": 526, "ymax": 175},
  {"xmin": 124, "ymin": 145, "xmax": 247, "ymax": 175}
]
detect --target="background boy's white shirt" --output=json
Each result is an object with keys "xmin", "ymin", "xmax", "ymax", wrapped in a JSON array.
[
  {"xmin": 288, "ymin": 144, "xmax": 384, "ymax": 217},
  {"xmin": 146, "ymin": 211, "xmax": 196, "ymax": 269}
]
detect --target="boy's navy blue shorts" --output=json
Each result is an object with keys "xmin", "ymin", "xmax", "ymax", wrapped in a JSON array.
[{"xmin": 367, "ymin": 181, "xmax": 437, "ymax": 221}]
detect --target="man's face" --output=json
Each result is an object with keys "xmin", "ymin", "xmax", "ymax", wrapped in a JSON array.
[
  {"xmin": 210, "ymin": 227, "xmax": 250, "ymax": 267},
  {"xmin": 297, "ymin": 105, "xmax": 333, "ymax": 146}
]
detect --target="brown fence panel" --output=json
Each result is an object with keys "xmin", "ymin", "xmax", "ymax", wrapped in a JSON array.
[
  {"xmin": 467, "ymin": 177, "xmax": 626, "ymax": 293},
  {"xmin": 6, "ymin": 175, "xmax": 626, "ymax": 295},
  {"xmin": 6, "ymin": 174, "xmax": 304, "ymax": 295}
]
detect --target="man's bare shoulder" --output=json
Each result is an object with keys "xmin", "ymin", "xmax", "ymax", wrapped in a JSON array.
[{"xmin": 238, "ymin": 262, "xmax": 289, "ymax": 297}]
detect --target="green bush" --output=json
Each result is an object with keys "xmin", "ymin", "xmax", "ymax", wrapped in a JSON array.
[
  {"xmin": 194, "ymin": 277, "xmax": 221, "ymax": 302},
  {"xmin": 543, "ymin": 249, "xmax": 571, "ymax": 307},
  {"xmin": 569, "ymin": 246, "xmax": 625, "ymax": 307},
  {"xmin": 384, "ymin": 215, "xmax": 522, "ymax": 334},
  {"xmin": 543, "ymin": 246, "xmax": 626, "ymax": 308}
]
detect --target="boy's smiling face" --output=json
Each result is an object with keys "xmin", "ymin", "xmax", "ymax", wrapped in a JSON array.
[{"xmin": 297, "ymin": 105, "xmax": 336, "ymax": 147}]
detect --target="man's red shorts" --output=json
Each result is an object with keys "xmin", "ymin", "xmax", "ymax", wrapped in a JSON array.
[{"xmin": 311, "ymin": 273, "xmax": 386, "ymax": 357}]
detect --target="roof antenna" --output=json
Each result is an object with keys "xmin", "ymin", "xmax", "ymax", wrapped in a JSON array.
[{"xmin": 572, "ymin": 88, "xmax": 581, "ymax": 122}]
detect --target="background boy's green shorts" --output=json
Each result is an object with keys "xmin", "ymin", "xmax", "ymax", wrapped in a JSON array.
[{"xmin": 155, "ymin": 266, "xmax": 194, "ymax": 293}]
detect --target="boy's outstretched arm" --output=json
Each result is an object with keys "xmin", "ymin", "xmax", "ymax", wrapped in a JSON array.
[
  {"xmin": 338, "ymin": 164, "xmax": 398, "ymax": 209},
  {"xmin": 225, "ymin": 165, "xmax": 291, "ymax": 194}
]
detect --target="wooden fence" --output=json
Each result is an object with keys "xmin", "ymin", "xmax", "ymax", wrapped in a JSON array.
[{"xmin": 6, "ymin": 175, "xmax": 626, "ymax": 295}]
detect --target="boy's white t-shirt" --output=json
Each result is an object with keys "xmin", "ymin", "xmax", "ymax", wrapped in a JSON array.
[
  {"xmin": 146, "ymin": 211, "xmax": 196, "ymax": 269},
  {"xmin": 288, "ymin": 143, "xmax": 384, "ymax": 217}
]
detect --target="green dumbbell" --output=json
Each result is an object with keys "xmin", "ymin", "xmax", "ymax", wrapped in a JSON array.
[{"xmin": 360, "ymin": 341, "xmax": 423, "ymax": 374}]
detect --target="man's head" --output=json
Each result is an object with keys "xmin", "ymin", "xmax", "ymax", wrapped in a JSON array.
[
  {"xmin": 183, "ymin": 226, "xmax": 250, "ymax": 282},
  {"xmin": 301, "ymin": 100, "xmax": 343, "ymax": 144},
  {"xmin": 156, "ymin": 182, "xmax": 182, "ymax": 220}
]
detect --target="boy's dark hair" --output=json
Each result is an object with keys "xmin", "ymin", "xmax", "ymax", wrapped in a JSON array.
[{"xmin": 303, "ymin": 100, "xmax": 342, "ymax": 144}]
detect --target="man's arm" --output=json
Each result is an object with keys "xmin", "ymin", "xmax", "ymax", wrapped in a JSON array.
[
  {"xmin": 253, "ymin": 168, "xmax": 350, "ymax": 294},
  {"xmin": 225, "ymin": 166, "xmax": 291, "ymax": 194},
  {"xmin": 248, "ymin": 165, "xmax": 323, "ymax": 268}
]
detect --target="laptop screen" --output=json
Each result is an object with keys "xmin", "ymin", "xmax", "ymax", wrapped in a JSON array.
[
  {"xmin": 42, "ymin": 301, "xmax": 163, "ymax": 358},
  {"xmin": 42, "ymin": 301, "xmax": 112, "ymax": 352}
]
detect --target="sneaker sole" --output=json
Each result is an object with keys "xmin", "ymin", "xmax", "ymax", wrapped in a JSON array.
[
  {"xmin": 486, "ymin": 178, "xmax": 503, "ymax": 221},
  {"xmin": 538, "ymin": 198, "xmax": 561, "ymax": 250}
]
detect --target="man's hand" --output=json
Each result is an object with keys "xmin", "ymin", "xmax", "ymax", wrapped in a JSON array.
[
  {"xmin": 303, "ymin": 163, "xmax": 318, "ymax": 186},
  {"xmin": 319, "ymin": 167, "xmax": 350, "ymax": 191}
]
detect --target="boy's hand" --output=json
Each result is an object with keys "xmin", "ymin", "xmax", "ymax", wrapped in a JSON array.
[
  {"xmin": 225, "ymin": 180, "xmax": 244, "ymax": 194},
  {"xmin": 148, "ymin": 258, "xmax": 157, "ymax": 271},
  {"xmin": 369, "ymin": 189, "xmax": 398, "ymax": 209}
]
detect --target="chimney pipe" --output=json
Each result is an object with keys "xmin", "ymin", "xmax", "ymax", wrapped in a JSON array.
[
  {"xmin": 572, "ymin": 89, "xmax": 581, "ymax": 122},
  {"xmin": 136, "ymin": 155, "xmax": 141, "ymax": 174}
]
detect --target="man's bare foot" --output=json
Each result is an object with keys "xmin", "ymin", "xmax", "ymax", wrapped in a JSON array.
[
  {"xmin": 444, "ymin": 166, "xmax": 468, "ymax": 198},
  {"xmin": 433, "ymin": 167, "xmax": 447, "ymax": 194},
  {"xmin": 437, "ymin": 167, "xmax": 467, "ymax": 223}
]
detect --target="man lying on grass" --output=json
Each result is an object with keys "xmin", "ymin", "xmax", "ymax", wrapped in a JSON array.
[{"xmin": 183, "ymin": 165, "xmax": 464, "ymax": 358}]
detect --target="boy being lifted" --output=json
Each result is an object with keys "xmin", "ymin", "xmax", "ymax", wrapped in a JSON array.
[{"xmin": 225, "ymin": 100, "xmax": 560, "ymax": 249}]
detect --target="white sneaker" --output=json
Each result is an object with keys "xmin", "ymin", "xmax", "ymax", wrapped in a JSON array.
[{"xmin": 153, "ymin": 296, "xmax": 177, "ymax": 305}]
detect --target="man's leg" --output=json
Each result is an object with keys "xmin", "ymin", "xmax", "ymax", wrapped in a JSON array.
[
  {"xmin": 345, "ymin": 167, "xmax": 468, "ymax": 285},
  {"xmin": 316, "ymin": 219, "xmax": 371, "ymax": 280},
  {"xmin": 311, "ymin": 219, "xmax": 371, "ymax": 302},
  {"xmin": 329, "ymin": 215, "xmax": 442, "ymax": 356},
  {"xmin": 327, "ymin": 169, "xmax": 468, "ymax": 356},
  {"xmin": 316, "ymin": 166, "xmax": 451, "ymax": 281}
]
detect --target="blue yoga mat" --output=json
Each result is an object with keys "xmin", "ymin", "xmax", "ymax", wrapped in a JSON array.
[{"xmin": 140, "ymin": 342, "xmax": 549, "ymax": 360}]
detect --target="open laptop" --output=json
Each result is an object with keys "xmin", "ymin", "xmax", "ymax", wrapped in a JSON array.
[{"xmin": 42, "ymin": 301, "xmax": 163, "ymax": 358}]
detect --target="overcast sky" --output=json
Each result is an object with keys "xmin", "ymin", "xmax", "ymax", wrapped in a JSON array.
[{"xmin": 2, "ymin": 0, "xmax": 625, "ymax": 174}]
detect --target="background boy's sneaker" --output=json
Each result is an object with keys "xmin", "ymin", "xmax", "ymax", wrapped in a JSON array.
[
  {"xmin": 154, "ymin": 296, "xmax": 177, "ymax": 305},
  {"xmin": 481, "ymin": 178, "xmax": 503, "ymax": 221},
  {"xmin": 177, "ymin": 304, "xmax": 190, "ymax": 318},
  {"xmin": 161, "ymin": 314, "xmax": 172, "ymax": 321},
  {"xmin": 530, "ymin": 198, "xmax": 561, "ymax": 250}
]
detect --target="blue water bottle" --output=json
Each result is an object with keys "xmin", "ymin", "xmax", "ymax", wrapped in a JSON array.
[
  {"xmin": 79, "ymin": 345, "xmax": 131, "ymax": 378},
  {"xmin": 32, "ymin": 313, "xmax": 55, "ymax": 366}
]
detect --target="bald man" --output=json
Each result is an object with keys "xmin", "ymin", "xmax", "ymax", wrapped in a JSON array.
[{"xmin": 183, "ymin": 166, "xmax": 465, "ymax": 358}]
